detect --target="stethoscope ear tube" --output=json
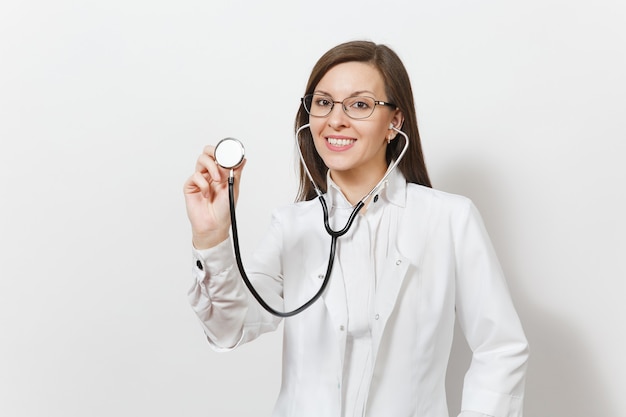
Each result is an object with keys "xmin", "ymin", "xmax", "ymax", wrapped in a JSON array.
[
  {"xmin": 227, "ymin": 124, "xmax": 409, "ymax": 317},
  {"xmin": 228, "ymin": 176, "xmax": 338, "ymax": 318},
  {"xmin": 294, "ymin": 123, "xmax": 323, "ymax": 197}
]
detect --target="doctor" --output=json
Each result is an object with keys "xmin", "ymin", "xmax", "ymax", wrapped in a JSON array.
[{"xmin": 183, "ymin": 40, "xmax": 529, "ymax": 417}]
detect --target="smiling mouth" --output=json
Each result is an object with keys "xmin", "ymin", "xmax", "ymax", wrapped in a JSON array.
[{"xmin": 327, "ymin": 137, "xmax": 356, "ymax": 147}]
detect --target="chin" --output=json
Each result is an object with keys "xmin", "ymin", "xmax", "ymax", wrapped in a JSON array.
[{"xmin": 319, "ymin": 155, "xmax": 354, "ymax": 172}]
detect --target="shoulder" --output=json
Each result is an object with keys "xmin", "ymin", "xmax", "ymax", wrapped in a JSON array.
[
  {"xmin": 270, "ymin": 198, "xmax": 322, "ymax": 225},
  {"xmin": 405, "ymin": 183, "xmax": 473, "ymax": 216},
  {"xmin": 402, "ymin": 184, "xmax": 491, "ymax": 249}
]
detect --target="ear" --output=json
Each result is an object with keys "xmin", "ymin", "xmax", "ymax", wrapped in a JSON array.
[{"xmin": 387, "ymin": 110, "xmax": 405, "ymax": 138}]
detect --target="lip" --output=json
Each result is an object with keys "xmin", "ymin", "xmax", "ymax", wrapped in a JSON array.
[{"xmin": 325, "ymin": 135, "xmax": 356, "ymax": 151}]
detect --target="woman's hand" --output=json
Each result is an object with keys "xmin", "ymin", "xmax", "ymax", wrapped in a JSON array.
[{"xmin": 183, "ymin": 144, "xmax": 246, "ymax": 249}]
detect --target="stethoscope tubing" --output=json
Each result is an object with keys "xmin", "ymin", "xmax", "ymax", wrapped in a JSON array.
[
  {"xmin": 228, "ymin": 175, "xmax": 339, "ymax": 317},
  {"xmin": 226, "ymin": 124, "xmax": 409, "ymax": 317},
  {"xmin": 295, "ymin": 123, "xmax": 409, "ymax": 207}
]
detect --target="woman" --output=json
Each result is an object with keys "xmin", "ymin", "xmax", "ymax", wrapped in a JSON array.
[{"xmin": 184, "ymin": 40, "xmax": 529, "ymax": 417}]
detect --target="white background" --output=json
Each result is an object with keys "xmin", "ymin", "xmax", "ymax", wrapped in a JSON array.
[{"xmin": 1, "ymin": 1, "xmax": 624, "ymax": 416}]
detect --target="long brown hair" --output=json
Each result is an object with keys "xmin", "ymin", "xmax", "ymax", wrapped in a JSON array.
[{"xmin": 294, "ymin": 40, "xmax": 431, "ymax": 202}]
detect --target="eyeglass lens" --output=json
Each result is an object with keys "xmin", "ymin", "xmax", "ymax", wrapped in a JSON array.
[{"xmin": 303, "ymin": 94, "xmax": 378, "ymax": 119}]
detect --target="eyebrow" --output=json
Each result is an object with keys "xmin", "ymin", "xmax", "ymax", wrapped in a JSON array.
[{"xmin": 313, "ymin": 89, "xmax": 377, "ymax": 98}]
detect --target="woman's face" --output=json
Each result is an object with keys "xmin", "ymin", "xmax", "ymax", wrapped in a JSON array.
[{"xmin": 309, "ymin": 61, "xmax": 403, "ymax": 183}]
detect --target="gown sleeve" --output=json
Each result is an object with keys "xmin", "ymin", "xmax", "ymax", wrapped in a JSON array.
[
  {"xmin": 188, "ymin": 214, "xmax": 284, "ymax": 351},
  {"xmin": 454, "ymin": 201, "xmax": 530, "ymax": 417}
]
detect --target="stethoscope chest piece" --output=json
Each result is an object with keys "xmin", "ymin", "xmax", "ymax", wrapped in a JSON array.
[{"xmin": 215, "ymin": 137, "xmax": 245, "ymax": 169}]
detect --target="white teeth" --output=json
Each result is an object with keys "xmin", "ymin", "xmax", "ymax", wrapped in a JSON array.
[{"xmin": 327, "ymin": 138, "xmax": 355, "ymax": 146}]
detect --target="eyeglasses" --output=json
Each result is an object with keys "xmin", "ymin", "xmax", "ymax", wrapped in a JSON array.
[{"xmin": 302, "ymin": 94, "xmax": 397, "ymax": 120}]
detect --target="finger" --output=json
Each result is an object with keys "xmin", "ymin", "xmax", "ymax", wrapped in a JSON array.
[
  {"xmin": 184, "ymin": 171, "xmax": 212, "ymax": 198},
  {"xmin": 203, "ymin": 144, "xmax": 216, "ymax": 158},
  {"xmin": 196, "ymin": 153, "xmax": 222, "ymax": 182},
  {"xmin": 198, "ymin": 144, "xmax": 233, "ymax": 182}
]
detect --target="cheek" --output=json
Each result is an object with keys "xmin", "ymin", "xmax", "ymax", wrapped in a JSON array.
[
  {"xmin": 378, "ymin": 121, "xmax": 395, "ymax": 140},
  {"xmin": 309, "ymin": 118, "xmax": 325, "ymax": 137},
  {"xmin": 309, "ymin": 120, "xmax": 327, "ymax": 146}
]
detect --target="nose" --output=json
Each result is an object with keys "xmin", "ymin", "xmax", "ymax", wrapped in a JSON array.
[{"xmin": 327, "ymin": 102, "xmax": 350, "ymax": 129}]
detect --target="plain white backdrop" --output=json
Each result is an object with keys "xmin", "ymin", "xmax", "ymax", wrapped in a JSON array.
[{"xmin": 1, "ymin": 1, "xmax": 624, "ymax": 416}]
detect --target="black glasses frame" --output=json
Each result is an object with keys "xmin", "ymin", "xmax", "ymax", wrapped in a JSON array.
[{"xmin": 301, "ymin": 94, "xmax": 397, "ymax": 120}]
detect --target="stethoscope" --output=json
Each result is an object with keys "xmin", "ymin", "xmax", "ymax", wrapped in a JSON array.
[{"xmin": 214, "ymin": 123, "xmax": 409, "ymax": 317}]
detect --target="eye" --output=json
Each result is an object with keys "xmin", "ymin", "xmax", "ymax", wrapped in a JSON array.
[
  {"xmin": 315, "ymin": 97, "xmax": 332, "ymax": 107},
  {"xmin": 347, "ymin": 97, "xmax": 373, "ymax": 110},
  {"xmin": 353, "ymin": 100, "xmax": 370, "ymax": 109}
]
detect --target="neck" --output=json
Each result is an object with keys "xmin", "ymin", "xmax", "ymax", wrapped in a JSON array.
[{"xmin": 330, "ymin": 165, "xmax": 387, "ymax": 206}]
